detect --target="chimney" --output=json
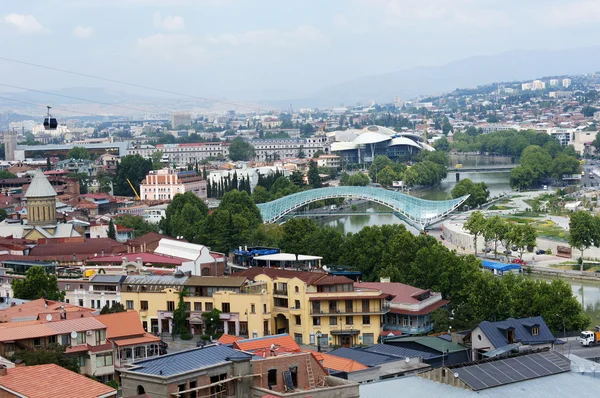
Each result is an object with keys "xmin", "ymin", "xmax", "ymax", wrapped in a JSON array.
[{"xmin": 0, "ymin": 365, "xmax": 8, "ymax": 376}]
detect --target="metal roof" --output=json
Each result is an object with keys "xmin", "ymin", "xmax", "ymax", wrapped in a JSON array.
[
  {"xmin": 360, "ymin": 372, "xmax": 600, "ymax": 398},
  {"xmin": 123, "ymin": 275, "xmax": 189, "ymax": 286},
  {"xmin": 383, "ymin": 336, "xmax": 468, "ymax": 354},
  {"xmin": 24, "ymin": 170, "xmax": 57, "ymax": 198},
  {"xmin": 477, "ymin": 316, "xmax": 556, "ymax": 349},
  {"xmin": 364, "ymin": 344, "xmax": 440, "ymax": 360},
  {"xmin": 89, "ymin": 274, "xmax": 126, "ymax": 284},
  {"xmin": 185, "ymin": 276, "xmax": 247, "ymax": 287},
  {"xmin": 125, "ymin": 344, "xmax": 252, "ymax": 377},
  {"xmin": 328, "ymin": 347, "xmax": 395, "ymax": 367}
]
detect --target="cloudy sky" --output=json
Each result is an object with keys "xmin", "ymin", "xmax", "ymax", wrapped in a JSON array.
[{"xmin": 0, "ymin": 0, "xmax": 598, "ymax": 102}]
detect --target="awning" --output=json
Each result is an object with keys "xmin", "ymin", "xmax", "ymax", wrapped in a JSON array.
[
  {"xmin": 189, "ymin": 317, "xmax": 204, "ymax": 324},
  {"xmin": 331, "ymin": 329, "xmax": 360, "ymax": 335},
  {"xmin": 113, "ymin": 333, "xmax": 161, "ymax": 347}
]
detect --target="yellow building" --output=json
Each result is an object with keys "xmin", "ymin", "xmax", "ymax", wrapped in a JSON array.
[{"xmin": 237, "ymin": 268, "xmax": 390, "ymax": 347}]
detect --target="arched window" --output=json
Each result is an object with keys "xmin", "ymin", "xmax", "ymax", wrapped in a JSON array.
[
  {"xmin": 201, "ymin": 267, "xmax": 211, "ymax": 276},
  {"xmin": 137, "ymin": 385, "xmax": 145, "ymax": 395}
]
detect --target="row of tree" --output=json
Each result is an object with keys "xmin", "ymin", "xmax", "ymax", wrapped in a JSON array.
[
  {"xmin": 509, "ymin": 144, "xmax": 580, "ymax": 189},
  {"xmin": 451, "ymin": 179, "xmax": 490, "ymax": 209},
  {"xmin": 367, "ymin": 151, "xmax": 449, "ymax": 188},
  {"xmin": 206, "ymin": 171, "xmax": 252, "ymax": 199}
]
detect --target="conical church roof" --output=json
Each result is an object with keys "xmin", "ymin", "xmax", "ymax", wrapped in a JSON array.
[{"xmin": 24, "ymin": 170, "xmax": 57, "ymax": 198}]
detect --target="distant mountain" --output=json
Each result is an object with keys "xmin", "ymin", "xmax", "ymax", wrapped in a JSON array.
[
  {"xmin": 303, "ymin": 45, "xmax": 600, "ymax": 106},
  {"xmin": 0, "ymin": 87, "xmax": 151, "ymax": 107}
]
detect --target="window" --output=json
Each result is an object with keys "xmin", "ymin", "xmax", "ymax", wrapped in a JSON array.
[
  {"xmin": 126, "ymin": 300, "xmax": 134, "ymax": 310},
  {"xmin": 48, "ymin": 335, "xmax": 57, "ymax": 344},
  {"xmin": 267, "ymin": 369, "xmax": 277, "ymax": 387},
  {"xmin": 362, "ymin": 299, "xmax": 370, "ymax": 312},
  {"xmin": 345, "ymin": 300, "xmax": 353, "ymax": 313},
  {"xmin": 95, "ymin": 329, "xmax": 106, "ymax": 344},
  {"xmin": 251, "ymin": 304, "xmax": 255, "ymax": 314},
  {"xmin": 312, "ymin": 301, "xmax": 321, "ymax": 313},
  {"xmin": 62, "ymin": 334, "xmax": 71, "ymax": 346},
  {"xmin": 78, "ymin": 299, "xmax": 84, "ymax": 307},
  {"xmin": 33, "ymin": 337, "xmax": 42, "ymax": 347},
  {"xmin": 194, "ymin": 302, "xmax": 202, "ymax": 312},
  {"xmin": 313, "ymin": 317, "xmax": 321, "ymax": 326},
  {"xmin": 222, "ymin": 303, "xmax": 230, "ymax": 313},
  {"xmin": 79, "ymin": 284, "xmax": 84, "ymax": 289},
  {"xmin": 143, "ymin": 321, "xmax": 148, "ymax": 331},
  {"xmin": 167, "ymin": 301, "xmax": 175, "ymax": 312},
  {"xmin": 289, "ymin": 366, "xmax": 298, "ymax": 387},
  {"xmin": 330, "ymin": 316, "xmax": 337, "ymax": 326},
  {"xmin": 263, "ymin": 303, "xmax": 267, "ymax": 313},
  {"xmin": 295, "ymin": 315, "xmax": 301, "ymax": 325},
  {"xmin": 363, "ymin": 315, "xmax": 371, "ymax": 325},
  {"xmin": 294, "ymin": 300, "xmax": 300, "ymax": 309},
  {"xmin": 205, "ymin": 302, "xmax": 213, "ymax": 311},
  {"xmin": 532, "ymin": 327, "xmax": 539, "ymax": 336},
  {"xmin": 329, "ymin": 301, "xmax": 337, "ymax": 312},
  {"xmin": 140, "ymin": 301, "xmax": 148, "ymax": 311},
  {"xmin": 66, "ymin": 284, "xmax": 71, "ymax": 290},
  {"xmin": 184, "ymin": 302, "xmax": 191, "ymax": 312},
  {"xmin": 190, "ymin": 381, "xmax": 197, "ymax": 393},
  {"xmin": 90, "ymin": 301, "xmax": 94, "ymax": 309},
  {"xmin": 96, "ymin": 300, "xmax": 100, "ymax": 309},
  {"xmin": 346, "ymin": 316, "xmax": 353, "ymax": 325},
  {"xmin": 294, "ymin": 286, "xmax": 299, "ymax": 293},
  {"xmin": 363, "ymin": 333, "xmax": 375, "ymax": 345},
  {"xmin": 76, "ymin": 332, "xmax": 86, "ymax": 345}
]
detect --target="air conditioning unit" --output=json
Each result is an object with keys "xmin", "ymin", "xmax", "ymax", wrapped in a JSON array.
[{"xmin": 86, "ymin": 330, "xmax": 93, "ymax": 336}]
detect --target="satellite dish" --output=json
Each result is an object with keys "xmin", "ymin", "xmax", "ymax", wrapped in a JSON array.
[
  {"xmin": 454, "ymin": 372, "xmax": 459, "ymax": 378},
  {"xmin": 71, "ymin": 331, "xmax": 78, "ymax": 339},
  {"xmin": 45, "ymin": 314, "xmax": 52, "ymax": 322},
  {"xmin": 405, "ymin": 357, "xmax": 410, "ymax": 363}
]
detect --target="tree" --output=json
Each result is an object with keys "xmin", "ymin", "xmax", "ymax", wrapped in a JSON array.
[
  {"xmin": 312, "ymin": 150, "xmax": 325, "ymax": 158},
  {"xmin": 0, "ymin": 209, "xmax": 7, "ymax": 222},
  {"xmin": 483, "ymin": 216, "xmax": 509, "ymax": 259},
  {"xmin": 464, "ymin": 211, "xmax": 486, "ymax": 256},
  {"xmin": 173, "ymin": 288, "xmax": 192, "ymax": 339},
  {"xmin": 582, "ymin": 105, "xmax": 598, "ymax": 117},
  {"xmin": 509, "ymin": 165, "xmax": 536, "ymax": 190},
  {"xmin": 520, "ymin": 145, "xmax": 552, "ymax": 181},
  {"xmin": 12, "ymin": 266, "xmax": 64, "ymax": 301},
  {"xmin": 507, "ymin": 224, "xmax": 537, "ymax": 259},
  {"xmin": 151, "ymin": 150, "xmax": 164, "ymax": 170},
  {"xmin": 433, "ymin": 137, "xmax": 450, "ymax": 151},
  {"xmin": 229, "ymin": 137, "xmax": 256, "ymax": 161},
  {"xmin": 162, "ymin": 192, "xmax": 209, "ymax": 241},
  {"xmin": 100, "ymin": 301, "xmax": 126, "ymax": 314},
  {"xmin": 569, "ymin": 210, "xmax": 600, "ymax": 270},
  {"xmin": 340, "ymin": 172, "xmax": 370, "ymax": 186},
  {"xmin": 46, "ymin": 157, "xmax": 52, "ymax": 171},
  {"xmin": 202, "ymin": 308, "xmax": 222, "ymax": 337},
  {"xmin": 0, "ymin": 170, "xmax": 16, "ymax": 179},
  {"xmin": 113, "ymin": 154, "xmax": 153, "ymax": 197},
  {"xmin": 451, "ymin": 179, "xmax": 489, "ymax": 209},
  {"xmin": 251, "ymin": 186, "xmax": 271, "ymax": 204},
  {"xmin": 68, "ymin": 172, "xmax": 90, "ymax": 195},
  {"xmin": 377, "ymin": 166, "xmax": 398, "ymax": 187},
  {"xmin": 369, "ymin": 156, "xmax": 393, "ymax": 181},
  {"xmin": 307, "ymin": 160, "xmax": 322, "ymax": 188},
  {"xmin": 551, "ymin": 153, "xmax": 581, "ymax": 179},
  {"xmin": 107, "ymin": 219, "xmax": 116, "ymax": 240},
  {"xmin": 13, "ymin": 343, "xmax": 80, "ymax": 374},
  {"xmin": 289, "ymin": 170, "xmax": 305, "ymax": 187},
  {"xmin": 67, "ymin": 146, "xmax": 90, "ymax": 160},
  {"xmin": 115, "ymin": 214, "xmax": 158, "ymax": 237}
]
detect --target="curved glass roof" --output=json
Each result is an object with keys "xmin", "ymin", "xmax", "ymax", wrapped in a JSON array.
[
  {"xmin": 353, "ymin": 131, "xmax": 392, "ymax": 145},
  {"xmin": 257, "ymin": 186, "xmax": 468, "ymax": 229}
]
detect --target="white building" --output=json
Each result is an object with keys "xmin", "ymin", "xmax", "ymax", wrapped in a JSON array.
[
  {"xmin": 549, "ymin": 79, "xmax": 559, "ymax": 86},
  {"xmin": 129, "ymin": 142, "xmax": 229, "ymax": 166},
  {"xmin": 316, "ymin": 154, "xmax": 341, "ymax": 168},
  {"xmin": 249, "ymin": 136, "xmax": 330, "ymax": 161},
  {"xmin": 562, "ymin": 78, "xmax": 572, "ymax": 88},
  {"xmin": 154, "ymin": 239, "xmax": 226, "ymax": 276},
  {"xmin": 139, "ymin": 168, "xmax": 207, "ymax": 201},
  {"xmin": 532, "ymin": 80, "xmax": 546, "ymax": 90},
  {"xmin": 208, "ymin": 166, "xmax": 288, "ymax": 192},
  {"xmin": 143, "ymin": 204, "xmax": 167, "ymax": 224},
  {"xmin": 521, "ymin": 83, "xmax": 532, "ymax": 91},
  {"xmin": 171, "ymin": 112, "xmax": 191, "ymax": 129}
]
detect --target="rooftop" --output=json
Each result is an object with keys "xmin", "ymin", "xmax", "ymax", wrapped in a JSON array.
[
  {"xmin": 252, "ymin": 253, "xmax": 323, "ymax": 262},
  {"xmin": 24, "ymin": 170, "xmax": 57, "ymax": 198},
  {"xmin": 0, "ymin": 298, "xmax": 93, "ymax": 323},
  {"xmin": 0, "ymin": 364, "xmax": 116, "ymax": 398},
  {"xmin": 124, "ymin": 344, "xmax": 253, "ymax": 377},
  {"xmin": 477, "ymin": 316, "xmax": 556, "ymax": 348},
  {"xmin": 185, "ymin": 276, "xmax": 247, "ymax": 287},
  {"xmin": 354, "ymin": 281, "xmax": 433, "ymax": 305},
  {"xmin": 233, "ymin": 333, "xmax": 301, "ymax": 354},
  {"xmin": 233, "ymin": 268, "xmax": 328, "ymax": 285},
  {"xmin": 94, "ymin": 311, "xmax": 146, "ymax": 340}
]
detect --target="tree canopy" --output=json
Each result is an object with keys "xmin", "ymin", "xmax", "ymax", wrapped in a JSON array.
[
  {"xmin": 12, "ymin": 266, "xmax": 64, "ymax": 301},
  {"xmin": 115, "ymin": 214, "xmax": 159, "ymax": 237},
  {"xmin": 13, "ymin": 343, "xmax": 80, "ymax": 373},
  {"xmin": 229, "ymin": 138, "xmax": 256, "ymax": 161},
  {"xmin": 451, "ymin": 179, "xmax": 490, "ymax": 209},
  {"xmin": 569, "ymin": 210, "xmax": 600, "ymax": 270},
  {"xmin": 67, "ymin": 146, "xmax": 90, "ymax": 160},
  {"xmin": 113, "ymin": 154, "xmax": 153, "ymax": 197}
]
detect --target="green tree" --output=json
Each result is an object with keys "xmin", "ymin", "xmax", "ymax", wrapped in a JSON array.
[
  {"xmin": 464, "ymin": 211, "xmax": 486, "ymax": 256},
  {"xmin": 507, "ymin": 224, "xmax": 537, "ymax": 259},
  {"xmin": 13, "ymin": 343, "xmax": 80, "ymax": 373},
  {"xmin": 569, "ymin": 210, "xmax": 600, "ymax": 270},
  {"xmin": 312, "ymin": 150, "xmax": 325, "ymax": 158},
  {"xmin": 520, "ymin": 145, "xmax": 552, "ymax": 181},
  {"xmin": 107, "ymin": 219, "xmax": 117, "ymax": 240},
  {"xmin": 151, "ymin": 150, "xmax": 164, "ymax": 170},
  {"xmin": 483, "ymin": 216, "xmax": 509, "ymax": 259},
  {"xmin": 451, "ymin": 179, "xmax": 489, "ymax": 209},
  {"xmin": 67, "ymin": 146, "xmax": 90, "ymax": 160},
  {"xmin": 113, "ymin": 154, "xmax": 153, "ymax": 197},
  {"xmin": 582, "ymin": 105, "xmax": 598, "ymax": 117},
  {"xmin": 202, "ymin": 308, "xmax": 222, "ymax": 337},
  {"xmin": 229, "ymin": 137, "xmax": 256, "ymax": 161},
  {"xmin": 509, "ymin": 165, "xmax": 536, "ymax": 190},
  {"xmin": 115, "ymin": 214, "xmax": 159, "ymax": 237},
  {"xmin": 162, "ymin": 192, "xmax": 209, "ymax": 239},
  {"xmin": 289, "ymin": 170, "xmax": 305, "ymax": 187},
  {"xmin": 0, "ymin": 170, "xmax": 16, "ymax": 179},
  {"xmin": 369, "ymin": 156, "xmax": 393, "ymax": 181},
  {"xmin": 12, "ymin": 266, "xmax": 64, "ymax": 301},
  {"xmin": 340, "ymin": 172, "xmax": 370, "ymax": 186},
  {"xmin": 251, "ymin": 185, "xmax": 271, "ymax": 204},
  {"xmin": 173, "ymin": 288, "xmax": 192, "ymax": 339},
  {"xmin": 0, "ymin": 209, "xmax": 7, "ymax": 222},
  {"xmin": 377, "ymin": 166, "xmax": 398, "ymax": 187},
  {"xmin": 68, "ymin": 172, "xmax": 90, "ymax": 195},
  {"xmin": 307, "ymin": 160, "xmax": 322, "ymax": 188},
  {"xmin": 46, "ymin": 157, "xmax": 52, "ymax": 171},
  {"xmin": 100, "ymin": 301, "xmax": 126, "ymax": 314},
  {"xmin": 433, "ymin": 137, "xmax": 450, "ymax": 151},
  {"xmin": 551, "ymin": 153, "xmax": 581, "ymax": 179}
]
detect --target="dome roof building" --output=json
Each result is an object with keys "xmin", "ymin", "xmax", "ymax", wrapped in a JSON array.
[{"xmin": 25, "ymin": 170, "xmax": 57, "ymax": 226}]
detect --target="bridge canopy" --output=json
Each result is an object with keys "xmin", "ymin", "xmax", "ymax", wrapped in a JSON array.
[{"xmin": 257, "ymin": 186, "xmax": 469, "ymax": 229}]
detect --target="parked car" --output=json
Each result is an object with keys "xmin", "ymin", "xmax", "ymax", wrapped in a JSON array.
[
  {"xmin": 535, "ymin": 249, "xmax": 546, "ymax": 255},
  {"xmin": 484, "ymin": 248, "xmax": 492, "ymax": 253},
  {"xmin": 512, "ymin": 258, "xmax": 527, "ymax": 265},
  {"xmin": 511, "ymin": 245, "xmax": 518, "ymax": 251}
]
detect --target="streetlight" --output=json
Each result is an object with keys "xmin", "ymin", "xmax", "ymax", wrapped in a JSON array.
[
  {"xmin": 555, "ymin": 314, "xmax": 566, "ymax": 339},
  {"xmin": 316, "ymin": 331, "xmax": 322, "ymax": 352}
]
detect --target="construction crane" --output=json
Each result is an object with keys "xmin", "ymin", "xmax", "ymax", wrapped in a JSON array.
[{"xmin": 126, "ymin": 178, "xmax": 140, "ymax": 201}]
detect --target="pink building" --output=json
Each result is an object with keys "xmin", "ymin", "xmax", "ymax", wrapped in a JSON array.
[{"xmin": 140, "ymin": 169, "xmax": 206, "ymax": 201}]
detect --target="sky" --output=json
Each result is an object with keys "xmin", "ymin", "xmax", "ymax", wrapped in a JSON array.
[{"xmin": 1, "ymin": 0, "xmax": 600, "ymax": 103}]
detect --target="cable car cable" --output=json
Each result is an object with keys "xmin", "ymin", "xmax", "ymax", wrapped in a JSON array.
[
  {"xmin": 0, "ymin": 56, "xmax": 262, "ymax": 111},
  {"xmin": 0, "ymin": 95, "xmax": 106, "ymax": 117}
]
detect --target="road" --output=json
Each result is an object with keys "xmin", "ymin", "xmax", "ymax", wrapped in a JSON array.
[{"xmin": 563, "ymin": 338, "xmax": 600, "ymax": 360}]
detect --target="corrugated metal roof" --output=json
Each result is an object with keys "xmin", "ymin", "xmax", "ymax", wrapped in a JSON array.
[
  {"xmin": 24, "ymin": 170, "xmax": 57, "ymax": 198},
  {"xmin": 364, "ymin": 344, "xmax": 440, "ymax": 360},
  {"xmin": 89, "ymin": 274, "xmax": 126, "ymax": 284},
  {"xmin": 478, "ymin": 316, "xmax": 555, "ymax": 349},
  {"xmin": 126, "ymin": 344, "xmax": 252, "ymax": 376},
  {"xmin": 383, "ymin": 336, "xmax": 468, "ymax": 353},
  {"xmin": 124, "ymin": 275, "xmax": 189, "ymax": 286},
  {"xmin": 360, "ymin": 372, "xmax": 600, "ymax": 398},
  {"xmin": 328, "ymin": 347, "xmax": 394, "ymax": 367},
  {"xmin": 185, "ymin": 276, "xmax": 247, "ymax": 287}
]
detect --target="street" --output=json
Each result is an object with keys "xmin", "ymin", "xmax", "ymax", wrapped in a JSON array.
[{"xmin": 563, "ymin": 337, "xmax": 600, "ymax": 361}]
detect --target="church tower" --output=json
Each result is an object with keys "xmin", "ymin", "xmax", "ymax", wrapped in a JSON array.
[{"xmin": 25, "ymin": 170, "xmax": 57, "ymax": 226}]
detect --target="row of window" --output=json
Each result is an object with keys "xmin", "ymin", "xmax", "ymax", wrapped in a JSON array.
[
  {"xmin": 312, "ymin": 299, "xmax": 373, "ymax": 313},
  {"xmin": 304, "ymin": 315, "xmax": 371, "ymax": 326}
]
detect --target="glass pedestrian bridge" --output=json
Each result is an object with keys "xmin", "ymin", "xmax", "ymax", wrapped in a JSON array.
[{"xmin": 257, "ymin": 186, "xmax": 469, "ymax": 230}]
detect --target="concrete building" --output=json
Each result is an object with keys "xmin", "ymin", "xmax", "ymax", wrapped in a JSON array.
[
  {"xmin": 549, "ymin": 79, "xmax": 559, "ymax": 86},
  {"xmin": 129, "ymin": 142, "xmax": 229, "ymax": 166},
  {"xmin": 532, "ymin": 80, "xmax": 546, "ymax": 90},
  {"xmin": 3, "ymin": 131, "xmax": 17, "ymax": 162},
  {"xmin": 562, "ymin": 78, "xmax": 572, "ymax": 88},
  {"xmin": 139, "ymin": 169, "xmax": 207, "ymax": 201},
  {"xmin": 171, "ymin": 112, "xmax": 191, "ymax": 129},
  {"xmin": 249, "ymin": 136, "xmax": 330, "ymax": 161},
  {"xmin": 316, "ymin": 154, "xmax": 341, "ymax": 168}
]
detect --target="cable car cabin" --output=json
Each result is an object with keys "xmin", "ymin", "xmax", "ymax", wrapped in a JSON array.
[{"xmin": 43, "ymin": 106, "xmax": 58, "ymax": 131}]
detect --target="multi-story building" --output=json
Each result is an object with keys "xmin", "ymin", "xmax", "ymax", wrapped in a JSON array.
[
  {"xmin": 532, "ymin": 80, "xmax": 546, "ymax": 90},
  {"xmin": 139, "ymin": 169, "xmax": 207, "ymax": 201},
  {"xmin": 171, "ymin": 112, "xmax": 191, "ymax": 129},
  {"xmin": 316, "ymin": 154, "xmax": 341, "ymax": 168},
  {"xmin": 235, "ymin": 268, "xmax": 390, "ymax": 347},
  {"xmin": 61, "ymin": 274, "xmax": 126, "ymax": 310},
  {"xmin": 249, "ymin": 136, "xmax": 330, "ymax": 161},
  {"xmin": 562, "ymin": 78, "xmax": 572, "ymax": 88},
  {"xmin": 3, "ymin": 131, "xmax": 17, "ymax": 162},
  {"xmin": 549, "ymin": 79, "xmax": 559, "ymax": 86}
]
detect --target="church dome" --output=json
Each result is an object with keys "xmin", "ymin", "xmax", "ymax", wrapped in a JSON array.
[{"xmin": 25, "ymin": 170, "xmax": 57, "ymax": 198}]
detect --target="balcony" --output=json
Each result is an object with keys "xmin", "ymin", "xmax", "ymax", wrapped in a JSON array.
[
  {"xmin": 310, "ymin": 301, "xmax": 390, "ymax": 316},
  {"xmin": 273, "ymin": 289, "xmax": 288, "ymax": 296}
]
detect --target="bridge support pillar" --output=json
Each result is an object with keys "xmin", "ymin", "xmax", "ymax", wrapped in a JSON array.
[{"xmin": 455, "ymin": 172, "xmax": 460, "ymax": 182}]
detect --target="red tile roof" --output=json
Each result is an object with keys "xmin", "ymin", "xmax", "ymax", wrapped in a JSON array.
[
  {"xmin": 312, "ymin": 275, "xmax": 355, "ymax": 285},
  {"xmin": 0, "ymin": 364, "xmax": 117, "ymax": 398},
  {"xmin": 87, "ymin": 252, "xmax": 186, "ymax": 266},
  {"xmin": 354, "ymin": 282, "xmax": 434, "ymax": 304},
  {"xmin": 28, "ymin": 238, "xmax": 127, "ymax": 258},
  {"xmin": 127, "ymin": 232, "xmax": 180, "ymax": 247},
  {"xmin": 315, "ymin": 352, "xmax": 368, "ymax": 372},
  {"xmin": 94, "ymin": 311, "xmax": 146, "ymax": 339},
  {"xmin": 113, "ymin": 333, "xmax": 161, "ymax": 347},
  {"xmin": 234, "ymin": 334, "xmax": 301, "ymax": 354},
  {"xmin": 217, "ymin": 334, "xmax": 244, "ymax": 344},
  {"xmin": 0, "ymin": 298, "xmax": 94, "ymax": 323}
]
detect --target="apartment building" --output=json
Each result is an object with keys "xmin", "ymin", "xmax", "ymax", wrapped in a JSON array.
[
  {"xmin": 139, "ymin": 168, "xmax": 207, "ymax": 201},
  {"xmin": 128, "ymin": 142, "xmax": 229, "ymax": 166},
  {"xmin": 250, "ymin": 136, "xmax": 330, "ymax": 161},
  {"xmin": 171, "ymin": 112, "xmax": 191, "ymax": 129},
  {"xmin": 61, "ymin": 274, "xmax": 125, "ymax": 310}
]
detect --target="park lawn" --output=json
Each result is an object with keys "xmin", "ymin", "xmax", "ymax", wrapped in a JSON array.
[{"xmin": 503, "ymin": 216, "xmax": 569, "ymax": 241}]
